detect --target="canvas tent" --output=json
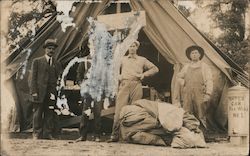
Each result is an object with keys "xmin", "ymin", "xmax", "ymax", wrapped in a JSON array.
[{"xmin": 3, "ymin": 0, "xmax": 248, "ymax": 132}]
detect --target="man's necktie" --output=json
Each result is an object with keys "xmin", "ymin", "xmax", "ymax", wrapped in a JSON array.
[{"xmin": 48, "ymin": 57, "xmax": 52, "ymax": 66}]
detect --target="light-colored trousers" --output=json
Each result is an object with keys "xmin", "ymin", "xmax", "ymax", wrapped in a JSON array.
[{"xmin": 112, "ymin": 80, "xmax": 143, "ymax": 137}]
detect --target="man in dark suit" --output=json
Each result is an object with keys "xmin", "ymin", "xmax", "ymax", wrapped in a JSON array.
[{"xmin": 30, "ymin": 39, "xmax": 62, "ymax": 139}]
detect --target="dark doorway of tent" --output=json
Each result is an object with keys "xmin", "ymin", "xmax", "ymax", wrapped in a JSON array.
[{"xmin": 138, "ymin": 30, "xmax": 174, "ymax": 102}]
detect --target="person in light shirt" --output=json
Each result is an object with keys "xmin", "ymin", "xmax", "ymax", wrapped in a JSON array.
[{"xmin": 108, "ymin": 40, "xmax": 159, "ymax": 142}]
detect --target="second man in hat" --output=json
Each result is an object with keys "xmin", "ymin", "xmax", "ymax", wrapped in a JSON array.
[{"xmin": 177, "ymin": 45, "xmax": 213, "ymax": 131}]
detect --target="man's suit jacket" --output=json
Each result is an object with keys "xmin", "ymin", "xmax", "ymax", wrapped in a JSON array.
[{"xmin": 30, "ymin": 56, "xmax": 62, "ymax": 103}]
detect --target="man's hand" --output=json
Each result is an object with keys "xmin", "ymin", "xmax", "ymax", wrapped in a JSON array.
[
  {"xmin": 140, "ymin": 74, "xmax": 145, "ymax": 80},
  {"xmin": 203, "ymin": 94, "xmax": 211, "ymax": 102},
  {"xmin": 134, "ymin": 73, "xmax": 144, "ymax": 81}
]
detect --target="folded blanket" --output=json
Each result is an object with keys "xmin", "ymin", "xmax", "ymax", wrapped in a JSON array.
[{"xmin": 171, "ymin": 127, "xmax": 207, "ymax": 148}]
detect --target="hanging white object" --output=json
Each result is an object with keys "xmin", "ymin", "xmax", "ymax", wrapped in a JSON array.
[
  {"xmin": 97, "ymin": 11, "xmax": 146, "ymax": 95},
  {"xmin": 59, "ymin": 57, "xmax": 85, "ymax": 90},
  {"xmin": 80, "ymin": 18, "xmax": 115, "ymax": 102}
]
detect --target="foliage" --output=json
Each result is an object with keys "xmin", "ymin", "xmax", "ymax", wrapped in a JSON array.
[
  {"xmin": 208, "ymin": 0, "xmax": 249, "ymax": 70},
  {"xmin": 178, "ymin": 5, "xmax": 191, "ymax": 17},
  {"xmin": 9, "ymin": 11, "xmax": 42, "ymax": 41},
  {"xmin": 7, "ymin": 0, "xmax": 56, "ymax": 51}
]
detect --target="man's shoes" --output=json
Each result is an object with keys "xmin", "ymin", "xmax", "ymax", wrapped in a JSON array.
[
  {"xmin": 75, "ymin": 136, "xmax": 87, "ymax": 142},
  {"xmin": 106, "ymin": 135, "xmax": 119, "ymax": 143}
]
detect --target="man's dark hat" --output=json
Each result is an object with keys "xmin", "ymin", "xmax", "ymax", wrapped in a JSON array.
[
  {"xmin": 185, "ymin": 45, "xmax": 204, "ymax": 60},
  {"xmin": 43, "ymin": 39, "xmax": 58, "ymax": 48}
]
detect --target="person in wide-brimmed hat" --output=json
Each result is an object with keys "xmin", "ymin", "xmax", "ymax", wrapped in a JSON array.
[
  {"xmin": 185, "ymin": 45, "xmax": 204, "ymax": 60},
  {"xmin": 30, "ymin": 38, "xmax": 62, "ymax": 140},
  {"xmin": 176, "ymin": 45, "xmax": 213, "ymax": 132}
]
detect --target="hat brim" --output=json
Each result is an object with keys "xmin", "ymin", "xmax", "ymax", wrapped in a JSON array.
[
  {"xmin": 186, "ymin": 46, "xmax": 204, "ymax": 60},
  {"xmin": 43, "ymin": 43, "xmax": 58, "ymax": 49}
]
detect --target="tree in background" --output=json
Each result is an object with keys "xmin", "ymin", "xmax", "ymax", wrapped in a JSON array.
[
  {"xmin": 208, "ymin": 0, "xmax": 249, "ymax": 71},
  {"xmin": 7, "ymin": 0, "xmax": 56, "ymax": 52},
  {"xmin": 178, "ymin": 4, "xmax": 191, "ymax": 17}
]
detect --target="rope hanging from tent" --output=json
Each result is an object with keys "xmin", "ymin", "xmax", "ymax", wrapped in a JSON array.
[{"xmin": 231, "ymin": 68, "xmax": 249, "ymax": 88}]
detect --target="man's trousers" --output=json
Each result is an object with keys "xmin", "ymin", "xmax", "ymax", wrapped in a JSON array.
[
  {"xmin": 111, "ymin": 80, "xmax": 143, "ymax": 138},
  {"xmin": 33, "ymin": 92, "xmax": 59, "ymax": 138},
  {"xmin": 79, "ymin": 97, "xmax": 103, "ymax": 138}
]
